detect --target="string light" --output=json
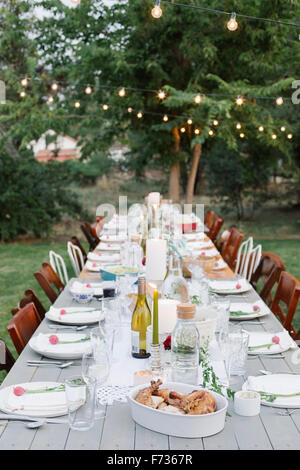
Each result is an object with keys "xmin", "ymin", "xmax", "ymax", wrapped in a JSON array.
[
  {"xmin": 280, "ymin": 126, "xmax": 286, "ymax": 132},
  {"xmin": 276, "ymin": 96, "xmax": 284, "ymax": 106},
  {"xmin": 71, "ymin": 0, "xmax": 80, "ymax": 4},
  {"xmin": 180, "ymin": 127, "xmax": 186, "ymax": 133},
  {"xmin": 272, "ymin": 134, "xmax": 277, "ymax": 140},
  {"xmin": 287, "ymin": 133, "xmax": 293, "ymax": 139},
  {"xmin": 187, "ymin": 119, "xmax": 193, "ymax": 125},
  {"xmin": 118, "ymin": 88, "xmax": 126, "ymax": 97},
  {"xmin": 213, "ymin": 119, "xmax": 219, "ymax": 126},
  {"xmin": 163, "ymin": 115, "xmax": 168, "ymax": 122},
  {"xmin": 236, "ymin": 123, "xmax": 242, "ymax": 129},
  {"xmin": 20, "ymin": 78, "xmax": 28, "ymax": 87},
  {"xmin": 240, "ymin": 132, "xmax": 245, "ymax": 138},
  {"xmin": 258, "ymin": 126, "xmax": 264, "ymax": 132},
  {"xmin": 85, "ymin": 86, "xmax": 92, "ymax": 95},
  {"xmin": 74, "ymin": 101, "xmax": 80, "ymax": 108},
  {"xmin": 208, "ymin": 129, "xmax": 214, "ymax": 136},
  {"xmin": 236, "ymin": 96, "xmax": 244, "ymax": 106},
  {"xmin": 227, "ymin": 12, "xmax": 238, "ymax": 31},
  {"xmin": 48, "ymin": 96, "xmax": 54, "ymax": 103},
  {"xmin": 137, "ymin": 111, "xmax": 143, "ymax": 119},
  {"xmin": 151, "ymin": 0, "xmax": 162, "ymax": 19},
  {"xmin": 128, "ymin": 107, "xmax": 133, "ymax": 113},
  {"xmin": 51, "ymin": 82, "xmax": 58, "ymax": 91},
  {"xmin": 157, "ymin": 90, "xmax": 166, "ymax": 100},
  {"xmin": 20, "ymin": 91, "xmax": 26, "ymax": 98},
  {"xmin": 194, "ymin": 129, "xmax": 200, "ymax": 135},
  {"xmin": 102, "ymin": 104, "xmax": 109, "ymax": 110},
  {"xmin": 194, "ymin": 94, "xmax": 202, "ymax": 104}
]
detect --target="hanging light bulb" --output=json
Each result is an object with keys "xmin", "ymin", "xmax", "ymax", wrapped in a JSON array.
[
  {"xmin": 118, "ymin": 88, "xmax": 126, "ymax": 97},
  {"xmin": 21, "ymin": 78, "xmax": 28, "ymax": 87},
  {"xmin": 51, "ymin": 82, "xmax": 58, "ymax": 91},
  {"xmin": 208, "ymin": 129, "xmax": 214, "ymax": 136},
  {"xmin": 280, "ymin": 126, "xmax": 286, "ymax": 132},
  {"xmin": 240, "ymin": 133, "xmax": 245, "ymax": 138},
  {"xmin": 227, "ymin": 12, "xmax": 238, "ymax": 31},
  {"xmin": 20, "ymin": 91, "xmax": 26, "ymax": 98},
  {"xmin": 71, "ymin": 0, "xmax": 80, "ymax": 4},
  {"xmin": 163, "ymin": 115, "xmax": 168, "ymax": 122},
  {"xmin": 194, "ymin": 129, "xmax": 200, "ymax": 135},
  {"xmin": 74, "ymin": 101, "xmax": 80, "ymax": 108},
  {"xmin": 258, "ymin": 126, "xmax": 264, "ymax": 132},
  {"xmin": 236, "ymin": 123, "xmax": 242, "ymax": 130},
  {"xmin": 213, "ymin": 119, "xmax": 219, "ymax": 126},
  {"xmin": 236, "ymin": 96, "xmax": 244, "ymax": 106},
  {"xmin": 187, "ymin": 119, "xmax": 193, "ymax": 125},
  {"xmin": 180, "ymin": 127, "xmax": 186, "ymax": 133},
  {"xmin": 137, "ymin": 111, "xmax": 143, "ymax": 119},
  {"xmin": 157, "ymin": 90, "xmax": 166, "ymax": 100},
  {"xmin": 128, "ymin": 107, "xmax": 133, "ymax": 113},
  {"xmin": 85, "ymin": 86, "xmax": 92, "ymax": 95},
  {"xmin": 194, "ymin": 94, "xmax": 202, "ymax": 104},
  {"xmin": 48, "ymin": 96, "xmax": 54, "ymax": 103},
  {"xmin": 287, "ymin": 133, "xmax": 293, "ymax": 139},
  {"xmin": 102, "ymin": 104, "xmax": 109, "ymax": 110},
  {"xmin": 276, "ymin": 96, "xmax": 284, "ymax": 106},
  {"xmin": 151, "ymin": 0, "xmax": 162, "ymax": 19},
  {"xmin": 272, "ymin": 134, "xmax": 277, "ymax": 140}
]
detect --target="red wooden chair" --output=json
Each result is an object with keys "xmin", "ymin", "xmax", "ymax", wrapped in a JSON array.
[
  {"xmin": 204, "ymin": 211, "xmax": 214, "ymax": 230},
  {"xmin": 250, "ymin": 252, "xmax": 285, "ymax": 306},
  {"xmin": 80, "ymin": 221, "xmax": 100, "ymax": 251},
  {"xmin": 0, "ymin": 339, "xmax": 15, "ymax": 372},
  {"xmin": 221, "ymin": 227, "xmax": 243, "ymax": 270},
  {"xmin": 11, "ymin": 289, "xmax": 46, "ymax": 320},
  {"xmin": 270, "ymin": 272, "xmax": 300, "ymax": 338},
  {"xmin": 70, "ymin": 236, "xmax": 87, "ymax": 262},
  {"xmin": 8, "ymin": 303, "xmax": 41, "ymax": 355},
  {"xmin": 34, "ymin": 262, "xmax": 64, "ymax": 304},
  {"xmin": 208, "ymin": 216, "xmax": 224, "ymax": 244}
]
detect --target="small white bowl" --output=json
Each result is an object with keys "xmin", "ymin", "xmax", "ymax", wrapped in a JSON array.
[
  {"xmin": 234, "ymin": 390, "xmax": 261, "ymax": 417},
  {"xmin": 128, "ymin": 382, "xmax": 228, "ymax": 438},
  {"xmin": 69, "ymin": 290, "xmax": 94, "ymax": 304}
]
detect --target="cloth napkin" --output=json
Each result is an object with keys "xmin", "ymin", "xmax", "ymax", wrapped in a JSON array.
[
  {"xmin": 88, "ymin": 252, "xmax": 121, "ymax": 263},
  {"xmin": 35, "ymin": 332, "xmax": 92, "ymax": 355},
  {"xmin": 46, "ymin": 306, "xmax": 103, "ymax": 323},
  {"xmin": 248, "ymin": 330, "xmax": 297, "ymax": 353},
  {"xmin": 211, "ymin": 259, "xmax": 228, "ymax": 270},
  {"xmin": 5, "ymin": 383, "xmax": 69, "ymax": 413},
  {"xmin": 70, "ymin": 281, "xmax": 92, "ymax": 295},
  {"xmin": 97, "ymin": 243, "xmax": 121, "ymax": 252},
  {"xmin": 230, "ymin": 300, "xmax": 267, "ymax": 316},
  {"xmin": 100, "ymin": 234, "xmax": 126, "ymax": 242},
  {"xmin": 209, "ymin": 279, "xmax": 250, "ymax": 293},
  {"xmin": 187, "ymin": 241, "xmax": 214, "ymax": 250},
  {"xmin": 247, "ymin": 375, "xmax": 300, "ymax": 403},
  {"xmin": 193, "ymin": 248, "xmax": 219, "ymax": 258},
  {"xmin": 183, "ymin": 232, "xmax": 205, "ymax": 241}
]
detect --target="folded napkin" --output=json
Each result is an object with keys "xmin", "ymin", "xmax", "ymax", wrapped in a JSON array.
[
  {"xmin": 248, "ymin": 330, "xmax": 296, "ymax": 353},
  {"xmin": 230, "ymin": 300, "xmax": 266, "ymax": 317},
  {"xmin": 194, "ymin": 248, "xmax": 219, "ymax": 258},
  {"xmin": 97, "ymin": 243, "xmax": 121, "ymax": 252},
  {"xmin": 35, "ymin": 332, "xmax": 92, "ymax": 354},
  {"xmin": 6, "ymin": 382, "xmax": 68, "ymax": 413},
  {"xmin": 46, "ymin": 306, "xmax": 103, "ymax": 323},
  {"xmin": 246, "ymin": 375, "xmax": 300, "ymax": 405},
  {"xmin": 70, "ymin": 281, "xmax": 92, "ymax": 295},
  {"xmin": 209, "ymin": 279, "xmax": 250, "ymax": 293},
  {"xmin": 211, "ymin": 259, "xmax": 228, "ymax": 271},
  {"xmin": 88, "ymin": 252, "xmax": 121, "ymax": 263},
  {"xmin": 100, "ymin": 234, "xmax": 126, "ymax": 242},
  {"xmin": 187, "ymin": 241, "xmax": 214, "ymax": 250},
  {"xmin": 183, "ymin": 232, "xmax": 205, "ymax": 241}
]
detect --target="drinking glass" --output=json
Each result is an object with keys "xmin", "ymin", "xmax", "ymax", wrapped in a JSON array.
[
  {"xmin": 65, "ymin": 375, "xmax": 96, "ymax": 431},
  {"xmin": 227, "ymin": 325, "xmax": 249, "ymax": 376},
  {"xmin": 82, "ymin": 350, "xmax": 110, "ymax": 419},
  {"xmin": 210, "ymin": 296, "xmax": 230, "ymax": 335}
]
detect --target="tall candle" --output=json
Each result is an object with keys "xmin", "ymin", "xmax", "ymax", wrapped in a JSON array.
[
  {"xmin": 146, "ymin": 239, "xmax": 167, "ymax": 281},
  {"xmin": 152, "ymin": 289, "xmax": 159, "ymax": 344},
  {"xmin": 158, "ymin": 299, "xmax": 180, "ymax": 334}
]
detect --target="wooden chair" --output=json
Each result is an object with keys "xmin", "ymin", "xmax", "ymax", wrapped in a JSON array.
[
  {"xmin": 8, "ymin": 303, "xmax": 41, "ymax": 355},
  {"xmin": 80, "ymin": 222, "xmax": 100, "ymax": 251},
  {"xmin": 270, "ymin": 272, "xmax": 300, "ymax": 338},
  {"xmin": 70, "ymin": 236, "xmax": 87, "ymax": 262},
  {"xmin": 34, "ymin": 262, "xmax": 64, "ymax": 303},
  {"xmin": 250, "ymin": 252, "xmax": 285, "ymax": 306},
  {"xmin": 208, "ymin": 216, "xmax": 224, "ymax": 244},
  {"xmin": 0, "ymin": 339, "xmax": 15, "ymax": 372},
  {"xmin": 11, "ymin": 289, "xmax": 46, "ymax": 321},
  {"xmin": 204, "ymin": 211, "xmax": 214, "ymax": 230},
  {"xmin": 67, "ymin": 241, "xmax": 84, "ymax": 276},
  {"xmin": 221, "ymin": 227, "xmax": 243, "ymax": 270},
  {"xmin": 49, "ymin": 250, "xmax": 69, "ymax": 285}
]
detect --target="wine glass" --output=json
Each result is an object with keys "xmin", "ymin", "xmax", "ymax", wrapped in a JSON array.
[{"xmin": 82, "ymin": 348, "xmax": 110, "ymax": 419}]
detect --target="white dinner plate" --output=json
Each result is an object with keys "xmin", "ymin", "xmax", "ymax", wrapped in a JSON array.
[
  {"xmin": 229, "ymin": 300, "xmax": 270, "ymax": 321},
  {"xmin": 247, "ymin": 331, "xmax": 296, "ymax": 355},
  {"xmin": 45, "ymin": 307, "xmax": 104, "ymax": 325},
  {"xmin": 29, "ymin": 333, "xmax": 92, "ymax": 360},
  {"xmin": 243, "ymin": 375, "xmax": 300, "ymax": 408},
  {"xmin": 0, "ymin": 382, "xmax": 73, "ymax": 417},
  {"xmin": 209, "ymin": 279, "xmax": 251, "ymax": 294}
]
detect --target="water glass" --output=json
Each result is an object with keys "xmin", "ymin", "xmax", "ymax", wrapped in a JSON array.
[
  {"xmin": 81, "ymin": 350, "xmax": 110, "ymax": 419},
  {"xmin": 228, "ymin": 326, "xmax": 249, "ymax": 376},
  {"xmin": 65, "ymin": 375, "xmax": 96, "ymax": 431},
  {"xmin": 210, "ymin": 296, "xmax": 230, "ymax": 335}
]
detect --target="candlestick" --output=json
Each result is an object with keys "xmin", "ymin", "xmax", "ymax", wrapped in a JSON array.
[{"xmin": 152, "ymin": 289, "xmax": 159, "ymax": 345}]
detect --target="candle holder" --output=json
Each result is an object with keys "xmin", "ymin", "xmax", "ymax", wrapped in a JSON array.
[{"xmin": 150, "ymin": 343, "xmax": 162, "ymax": 378}]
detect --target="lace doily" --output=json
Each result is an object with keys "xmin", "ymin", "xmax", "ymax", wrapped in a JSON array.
[{"xmin": 97, "ymin": 385, "xmax": 133, "ymax": 405}]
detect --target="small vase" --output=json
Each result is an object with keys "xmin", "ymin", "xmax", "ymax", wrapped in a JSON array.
[{"xmin": 150, "ymin": 343, "xmax": 162, "ymax": 378}]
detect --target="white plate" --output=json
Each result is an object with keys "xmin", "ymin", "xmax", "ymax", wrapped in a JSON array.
[
  {"xmin": 247, "ymin": 331, "xmax": 296, "ymax": 355},
  {"xmin": 243, "ymin": 375, "xmax": 300, "ymax": 408},
  {"xmin": 97, "ymin": 243, "xmax": 121, "ymax": 252},
  {"xmin": 229, "ymin": 300, "xmax": 270, "ymax": 321},
  {"xmin": 45, "ymin": 307, "xmax": 104, "ymax": 325},
  {"xmin": 0, "ymin": 382, "xmax": 72, "ymax": 417},
  {"xmin": 29, "ymin": 333, "xmax": 92, "ymax": 360},
  {"xmin": 194, "ymin": 248, "xmax": 219, "ymax": 258},
  {"xmin": 211, "ymin": 259, "xmax": 228, "ymax": 271},
  {"xmin": 209, "ymin": 279, "xmax": 251, "ymax": 294}
]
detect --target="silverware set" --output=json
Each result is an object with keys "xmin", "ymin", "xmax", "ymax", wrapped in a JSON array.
[
  {"xmin": 0, "ymin": 413, "xmax": 68, "ymax": 429},
  {"xmin": 27, "ymin": 360, "xmax": 74, "ymax": 368},
  {"xmin": 48, "ymin": 324, "xmax": 88, "ymax": 331}
]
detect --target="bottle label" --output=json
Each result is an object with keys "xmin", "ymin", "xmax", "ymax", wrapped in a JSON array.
[{"xmin": 131, "ymin": 331, "xmax": 140, "ymax": 354}]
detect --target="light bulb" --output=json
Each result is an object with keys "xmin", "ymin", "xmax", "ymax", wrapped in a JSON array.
[
  {"xmin": 102, "ymin": 104, "xmax": 109, "ymax": 110},
  {"xmin": 194, "ymin": 129, "xmax": 200, "ymax": 135},
  {"xmin": 20, "ymin": 91, "xmax": 26, "ymax": 98},
  {"xmin": 118, "ymin": 88, "xmax": 126, "ymax": 97},
  {"xmin": 51, "ymin": 82, "xmax": 58, "ymax": 91},
  {"xmin": 236, "ymin": 123, "xmax": 242, "ymax": 129},
  {"xmin": 276, "ymin": 96, "xmax": 284, "ymax": 106},
  {"xmin": 163, "ymin": 115, "xmax": 168, "ymax": 122},
  {"xmin": 151, "ymin": 1, "xmax": 162, "ymax": 19},
  {"xmin": 227, "ymin": 12, "xmax": 238, "ymax": 31},
  {"xmin": 213, "ymin": 119, "xmax": 219, "ymax": 126},
  {"xmin": 287, "ymin": 133, "xmax": 293, "ymax": 139},
  {"xmin": 137, "ymin": 111, "xmax": 143, "ymax": 119},
  {"xmin": 236, "ymin": 96, "xmax": 244, "ymax": 106},
  {"xmin": 158, "ymin": 90, "xmax": 166, "ymax": 100},
  {"xmin": 240, "ymin": 133, "xmax": 245, "ymax": 138},
  {"xmin": 272, "ymin": 134, "xmax": 277, "ymax": 140},
  {"xmin": 128, "ymin": 107, "xmax": 133, "ymax": 113},
  {"xmin": 48, "ymin": 96, "xmax": 54, "ymax": 103},
  {"xmin": 208, "ymin": 130, "xmax": 214, "ymax": 136},
  {"xmin": 74, "ymin": 101, "xmax": 80, "ymax": 108},
  {"xmin": 21, "ymin": 78, "xmax": 28, "ymax": 87},
  {"xmin": 180, "ymin": 127, "xmax": 186, "ymax": 133},
  {"xmin": 280, "ymin": 126, "xmax": 286, "ymax": 132},
  {"xmin": 71, "ymin": 0, "xmax": 80, "ymax": 4},
  {"xmin": 187, "ymin": 119, "xmax": 193, "ymax": 125},
  {"xmin": 85, "ymin": 86, "xmax": 92, "ymax": 94},
  {"xmin": 194, "ymin": 94, "xmax": 202, "ymax": 104},
  {"xmin": 258, "ymin": 126, "xmax": 264, "ymax": 132}
]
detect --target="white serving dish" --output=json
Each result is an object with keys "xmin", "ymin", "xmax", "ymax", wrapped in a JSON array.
[{"xmin": 128, "ymin": 382, "xmax": 228, "ymax": 438}]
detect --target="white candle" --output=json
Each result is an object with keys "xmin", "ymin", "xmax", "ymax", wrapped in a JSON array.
[
  {"xmin": 146, "ymin": 239, "xmax": 167, "ymax": 281},
  {"xmin": 148, "ymin": 192, "xmax": 160, "ymax": 206},
  {"xmin": 158, "ymin": 299, "xmax": 180, "ymax": 334}
]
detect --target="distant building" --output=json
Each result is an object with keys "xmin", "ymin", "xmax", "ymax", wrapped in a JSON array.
[{"xmin": 30, "ymin": 130, "xmax": 81, "ymax": 162}]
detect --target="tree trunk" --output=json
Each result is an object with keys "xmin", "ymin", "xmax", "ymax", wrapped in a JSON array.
[
  {"xmin": 169, "ymin": 127, "xmax": 181, "ymax": 203},
  {"xmin": 186, "ymin": 143, "xmax": 202, "ymax": 204}
]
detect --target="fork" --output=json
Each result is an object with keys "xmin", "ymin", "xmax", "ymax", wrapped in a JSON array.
[{"xmin": 276, "ymin": 409, "xmax": 300, "ymax": 416}]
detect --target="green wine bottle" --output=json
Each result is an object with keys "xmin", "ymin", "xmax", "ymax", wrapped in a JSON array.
[{"xmin": 131, "ymin": 276, "xmax": 151, "ymax": 358}]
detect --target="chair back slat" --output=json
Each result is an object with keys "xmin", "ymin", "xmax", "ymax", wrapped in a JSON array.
[
  {"xmin": 208, "ymin": 216, "xmax": 224, "ymax": 244},
  {"xmin": 11, "ymin": 289, "xmax": 46, "ymax": 320},
  {"xmin": 271, "ymin": 272, "xmax": 300, "ymax": 337},
  {"xmin": 250, "ymin": 252, "xmax": 285, "ymax": 305},
  {"xmin": 70, "ymin": 236, "xmax": 87, "ymax": 262},
  {"xmin": 49, "ymin": 250, "xmax": 69, "ymax": 285},
  {"xmin": 67, "ymin": 241, "xmax": 84, "ymax": 276},
  {"xmin": 34, "ymin": 263, "xmax": 64, "ymax": 303},
  {"xmin": 235, "ymin": 237, "xmax": 253, "ymax": 279},
  {"xmin": 80, "ymin": 222, "xmax": 100, "ymax": 251},
  {"xmin": 8, "ymin": 303, "xmax": 41, "ymax": 354},
  {"xmin": 221, "ymin": 227, "xmax": 243, "ymax": 270},
  {"xmin": 204, "ymin": 211, "xmax": 214, "ymax": 230}
]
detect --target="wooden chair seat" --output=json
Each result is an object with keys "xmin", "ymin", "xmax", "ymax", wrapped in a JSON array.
[
  {"xmin": 8, "ymin": 303, "xmax": 41, "ymax": 355},
  {"xmin": 250, "ymin": 252, "xmax": 285, "ymax": 306},
  {"xmin": 11, "ymin": 289, "xmax": 46, "ymax": 321},
  {"xmin": 270, "ymin": 272, "xmax": 300, "ymax": 338},
  {"xmin": 0, "ymin": 339, "xmax": 15, "ymax": 372},
  {"xmin": 34, "ymin": 262, "xmax": 64, "ymax": 304},
  {"xmin": 221, "ymin": 227, "xmax": 243, "ymax": 270}
]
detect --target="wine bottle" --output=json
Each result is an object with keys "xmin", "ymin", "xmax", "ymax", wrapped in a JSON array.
[{"xmin": 131, "ymin": 276, "xmax": 151, "ymax": 358}]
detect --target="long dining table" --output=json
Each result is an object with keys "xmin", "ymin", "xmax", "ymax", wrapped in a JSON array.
[{"xmin": 1, "ymin": 234, "xmax": 300, "ymax": 450}]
